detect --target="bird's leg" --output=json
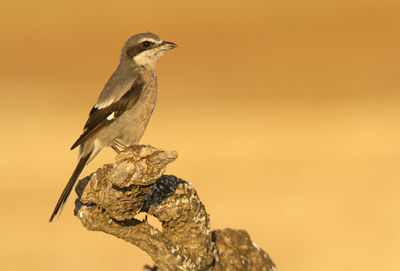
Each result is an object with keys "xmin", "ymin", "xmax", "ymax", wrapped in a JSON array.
[
  {"xmin": 111, "ymin": 144, "xmax": 122, "ymax": 154},
  {"xmin": 114, "ymin": 139, "xmax": 128, "ymax": 149},
  {"xmin": 111, "ymin": 139, "xmax": 130, "ymax": 153}
]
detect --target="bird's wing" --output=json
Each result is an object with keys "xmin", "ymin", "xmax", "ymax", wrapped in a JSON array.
[{"xmin": 71, "ymin": 75, "xmax": 145, "ymax": 150}]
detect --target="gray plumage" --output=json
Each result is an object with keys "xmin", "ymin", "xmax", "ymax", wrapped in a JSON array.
[{"xmin": 50, "ymin": 32, "xmax": 177, "ymax": 222}]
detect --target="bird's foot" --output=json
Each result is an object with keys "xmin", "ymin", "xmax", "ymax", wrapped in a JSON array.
[
  {"xmin": 111, "ymin": 144, "xmax": 123, "ymax": 154},
  {"xmin": 111, "ymin": 140, "xmax": 130, "ymax": 153}
]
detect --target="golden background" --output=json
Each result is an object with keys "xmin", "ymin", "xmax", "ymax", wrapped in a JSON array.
[{"xmin": 1, "ymin": 0, "xmax": 399, "ymax": 270}]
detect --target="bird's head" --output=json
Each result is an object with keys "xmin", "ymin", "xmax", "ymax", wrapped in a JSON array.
[{"xmin": 121, "ymin": 32, "xmax": 177, "ymax": 67}]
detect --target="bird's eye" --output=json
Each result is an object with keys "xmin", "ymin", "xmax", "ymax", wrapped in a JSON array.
[{"xmin": 142, "ymin": 41, "xmax": 151, "ymax": 47}]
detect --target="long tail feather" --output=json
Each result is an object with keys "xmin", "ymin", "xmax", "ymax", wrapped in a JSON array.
[{"xmin": 49, "ymin": 152, "xmax": 91, "ymax": 222}]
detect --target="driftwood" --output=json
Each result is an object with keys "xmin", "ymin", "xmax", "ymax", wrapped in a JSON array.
[{"xmin": 74, "ymin": 145, "xmax": 276, "ymax": 271}]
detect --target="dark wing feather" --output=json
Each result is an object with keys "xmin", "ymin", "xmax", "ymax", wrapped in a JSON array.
[{"xmin": 71, "ymin": 78, "xmax": 145, "ymax": 150}]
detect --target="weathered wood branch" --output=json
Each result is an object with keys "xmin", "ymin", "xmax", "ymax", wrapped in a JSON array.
[{"xmin": 74, "ymin": 145, "xmax": 276, "ymax": 271}]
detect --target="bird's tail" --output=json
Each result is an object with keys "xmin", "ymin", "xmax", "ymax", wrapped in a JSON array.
[{"xmin": 49, "ymin": 152, "xmax": 91, "ymax": 222}]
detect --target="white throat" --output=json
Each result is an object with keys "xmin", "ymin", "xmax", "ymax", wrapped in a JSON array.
[{"xmin": 133, "ymin": 48, "xmax": 164, "ymax": 67}]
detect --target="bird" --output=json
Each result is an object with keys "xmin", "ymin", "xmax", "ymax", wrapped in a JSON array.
[{"xmin": 49, "ymin": 32, "xmax": 177, "ymax": 222}]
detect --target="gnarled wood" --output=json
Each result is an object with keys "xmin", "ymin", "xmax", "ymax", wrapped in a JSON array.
[{"xmin": 74, "ymin": 145, "xmax": 276, "ymax": 271}]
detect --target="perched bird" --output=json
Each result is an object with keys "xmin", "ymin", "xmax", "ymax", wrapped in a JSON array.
[{"xmin": 49, "ymin": 32, "xmax": 177, "ymax": 222}]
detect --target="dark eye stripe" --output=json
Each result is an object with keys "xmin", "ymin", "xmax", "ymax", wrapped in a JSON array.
[
  {"xmin": 126, "ymin": 45, "xmax": 146, "ymax": 58},
  {"xmin": 126, "ymin": 41, "xmax": 155, "ymax": 58}
]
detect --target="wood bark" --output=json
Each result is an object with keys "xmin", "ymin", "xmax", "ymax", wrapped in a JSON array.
[{"xmin": 74, "ymin": 145, "xmax": 276, "ymax": 271}]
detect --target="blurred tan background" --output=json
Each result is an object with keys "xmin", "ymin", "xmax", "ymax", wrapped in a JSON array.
[{"xmin": 1, "ymin": 0, "xmax": 399, "ymax": 270}]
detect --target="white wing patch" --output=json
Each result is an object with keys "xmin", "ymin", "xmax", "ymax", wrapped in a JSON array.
[{"xmin": 107, "ymin": 112, "xmax": 116, "ymax": 120}]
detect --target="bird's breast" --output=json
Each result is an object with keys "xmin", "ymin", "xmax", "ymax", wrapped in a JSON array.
[{"xmin": 116, "ymin": 69, "xmax": 158, "ymax": 145}]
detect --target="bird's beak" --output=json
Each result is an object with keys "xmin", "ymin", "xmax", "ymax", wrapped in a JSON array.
[{"xmin": 159, "ymin": 41, "xmax": 177, "ymax": 50}]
